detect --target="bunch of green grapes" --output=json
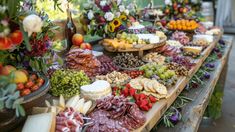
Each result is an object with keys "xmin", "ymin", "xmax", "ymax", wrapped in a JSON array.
[
  {"xmin": 50, "ymin": 69, "xmax": 91, "ymax": 98},
  {"xmin": 140, "ymin": 63, "xmax": 177, "ymax": 86}
]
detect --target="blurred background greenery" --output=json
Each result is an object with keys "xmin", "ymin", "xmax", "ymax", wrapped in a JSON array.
[{"xmin": 36, "ymin": 0, "xmax": 164, "ymax": 21}]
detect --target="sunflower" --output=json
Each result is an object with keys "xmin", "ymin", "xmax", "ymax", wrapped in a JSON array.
[
  {"xmin": 108, "ymin": 23, "xmax": 115, "ymax": 32},
  {"xmin": 119, "ymin": 15, "xmax": 127, "ymax": 21},
  {"xmin": 112, "ymin": 18, "xmax": 121, "ymax": 28}
]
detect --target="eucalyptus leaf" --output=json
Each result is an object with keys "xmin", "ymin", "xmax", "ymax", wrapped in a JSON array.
[
  {"xmin": 9, "ymin": 91, "xmax": 20, "ymax": 100},
  {"xmin": 12, "ymin": 98, "xmax": 23, "ymax": 109},
  {"xmin": 15, "ymin": 104, "xmax": 19, "ymax": 117},
  {"xmin": 0, "ymin": 76, "xmax": 9, "ymax": 87},
  {"xmin": 5, "ymin": 98, "xmax": 14, "ymax": 109},
  {"xmin": 6, "ymin": 83, "xmax": 17, "ymax": 94},
  {"xmin": 18, "ymin": 105, "xmax": 26, "ymax": 116}
]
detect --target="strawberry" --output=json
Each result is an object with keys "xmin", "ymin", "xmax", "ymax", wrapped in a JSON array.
[
  {"xmin": 112, "ymin": 87, "xmax": 118, "ymax": 91},
  {"xmin": 148, "ymin": 103, "xmax": 153, "ymax": 109},
  {"xmin": 149, "ymin": 95, "xmax": 157, "ymax": 103},
  {"xmin": 125, "ymin": 83, "xmax": 131, "ymax": 89},
  {"xmin": 134, "ymin": 93, "xmax": 140, "ymax": 101},
  {"xmin": 129, "ymin": 88, "xmax": 136, "ymax": 96},
  {"xmin": 140, "ymin": 99, "xmax": 148, "ymax": 106},
  {"xmin": 122, "ymin": 87, "xmax": 129, "ymax": 97},
  {"xmin": 140, "ymin": 105, "xmax": 149, "ymax": 111},
  {"xmin": 139, "ymin": 93, "xmax": 147, "ymax": 100},
  {"xmin": 136, "ymin": 100, "xmax": 141, "ymax": 106}
]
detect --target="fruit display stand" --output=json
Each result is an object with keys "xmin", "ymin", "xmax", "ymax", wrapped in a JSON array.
[
  {"xmin": 157, "ymin": 35, "xmax": 233, "ymax": 132},
  {"xmin": 134, "ymin": 31, "xmax": 224, "ymax": 132}
]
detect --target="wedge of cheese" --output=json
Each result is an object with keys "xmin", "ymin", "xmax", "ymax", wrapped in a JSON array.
[
  {"xmin": 22, "ymin": 113, "xmax": 55, "ymax": 132},
  {"xmin": 183, "ymin": 46, "xmax": 203, "ymax": 55}
]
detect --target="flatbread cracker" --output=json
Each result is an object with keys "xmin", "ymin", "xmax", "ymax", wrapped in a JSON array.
[{"xmin": 129, "ymin": 79, "xmax": 143, "ymax": 90}]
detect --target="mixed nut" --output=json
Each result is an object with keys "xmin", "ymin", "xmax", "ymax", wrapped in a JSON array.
[
  {"xmin": 142, "ymin": 52, "xmax": 166, "ymax": 64},
  {"xmin": 167, "ymin": 62, "xmax": 189, "ymax": 76},
  {"xmin": 113, "ymin": 53, "xmax": 145, "ymax": 69},
  {"xmin": 96, "ymin": 71, "xmax": 130, "ymax": 86}
]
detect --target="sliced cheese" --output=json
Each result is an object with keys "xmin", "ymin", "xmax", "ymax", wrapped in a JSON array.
[
  {"xmin": 75, "ymin": 98, "xmax": 85, "ymax": 113},
  {"xmin": 66, "ymin": 95, "xmax": 80, "ymax": 108},
  {"xmin": 59, "ymin": 95, "xmax": 65, "ymax": 108},
  {"xmin": 22, "ymin": 113, "xmax": 55, "ymax": 132},
  {"xmin": 81, "ymin": 101, "xmax": 92, "ymax": 115}
]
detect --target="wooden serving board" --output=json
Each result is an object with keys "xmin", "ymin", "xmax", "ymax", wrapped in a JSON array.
[
  {"xmin": 101, "ymin": 37, "xmax": 167, "ymax": 53},
  {"xmin": 134, "ymin": 31, "xmax": 223, "ymax": 132}
]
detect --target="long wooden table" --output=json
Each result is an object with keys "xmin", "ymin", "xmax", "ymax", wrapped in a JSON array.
[
  {"xmin": 136, "ymin": 33, "xmax": 224, "ymax": 132},
  {"xmin": 12, "ymin": 32, "xmax": 228, "ymax": 132}
]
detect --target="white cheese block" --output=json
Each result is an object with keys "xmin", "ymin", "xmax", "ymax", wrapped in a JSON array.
[
  {"xmin": 137, "ymin": 34, "xmax": 160, "ymax": 44},
  {"xmin": 81, "ymin": 80, "xmax": 111, "ymax": 100},
  {"xmin": 22, "ymin": 113, "xmax": 55, "ymax": 132},
  {"xmin": 193, "ymin": 35, "xmax": 213, "ymax": 43}
]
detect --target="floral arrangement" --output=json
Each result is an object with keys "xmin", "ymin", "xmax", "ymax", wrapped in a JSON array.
[
  {"xmin": 82, "ymin": 0, "xmax": 137, "ymax": 38},
  {"xmin": 163, "ymin": 0, "xmax": 202, "ymax": 20},
  {"xmin": 0, "ymin": 0, "xmax": 60, "ymax": 74}
]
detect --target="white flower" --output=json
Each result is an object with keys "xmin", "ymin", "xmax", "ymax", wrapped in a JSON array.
[
  {"xmin": 23, "ymin": 14, "xmax": 43, "ymax": 37},
  {"xmin": 165, "ymin": 0, "xmax": 172, "ymax": 5},
  {"xmin": 124, "ymin": 10, "xmax": 129, "ymax": 15},
  {"xmin": 116, "ymin": 12, "xmax": 121, "ymax": 18},
  {"xmin": 100, "ymin": 0, "xmax": 107, "ymax": 7},
  {"xmin": 156, "ymin": 9, "xmax": 163, "ymax": 16},
  {"xmin": 117, "ymin": 0, "xmax": 122, "ymax": 5},
  {"xmin": 119, "ymin": 5, "xmax": 125, "ymax": 12},
  {"xmin": 1, "ymin": 20, "xmax": 8, "ymax": 27},
  {"xmin": 87, "ymin": 10, "xmax": 94, "ymax": 20},
  {"xmin": 104, "ymin": 12, "xmax": 114, "ymax": 21}
]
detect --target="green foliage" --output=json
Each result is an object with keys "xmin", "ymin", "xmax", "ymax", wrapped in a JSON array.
[
  {"xmin": 0, "ymin": 73, "xmax": 25, "ymax": 117},
  {"xmin": 204, "ymin": 84, "xmax": 223, "ymax": 119}
]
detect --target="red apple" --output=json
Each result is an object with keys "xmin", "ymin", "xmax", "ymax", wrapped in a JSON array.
[
  {"xmin": 9, "ymin": 30, "xmax": 23, "ymax": 45},
  {"xmin": 80, "ymin": 43, "xmax": 87, "ymax": 50},
  {"xmin": 0, "ymin": 65, "xmax": 16, "ymax": 75},
  {"xmin": 0, "ymin": 37, "xmax": 12, "ymax": 50},
  {"xmin": 161, "ymin": 20, "xmax": 167, "ymax": 27},
  {"xmin": 72, "ymin": 33, "xmax": 84, "ymax": 46},
  {"xmin": 86, "ymin": 43, "xmax": 92, "ymax": 50},
  {"xmin": 80, "ymin": 43, "xmax": 92, "ymax": 50}
]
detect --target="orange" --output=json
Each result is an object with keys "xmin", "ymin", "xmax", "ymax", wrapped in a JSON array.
[
  {"xmin": 178, "ymin": 25, "xmax": 182, "ymax": 30},
  {"xmin": 169, "ymin": 25, "xmax": 173, "ymax": 29}
]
